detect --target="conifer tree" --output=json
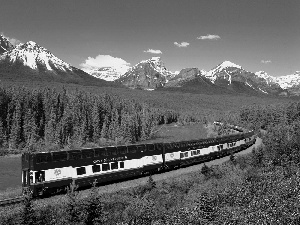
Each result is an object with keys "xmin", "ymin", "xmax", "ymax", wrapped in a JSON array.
[
  {"xmin": 92, "ymin": 101, "xmax": 101, "ymax": 141},
  {"xmin": 0, "ymin": 119, "xmax": 5, "ymax": 147},
  {"xmin": 83, "ymin": 181, "xmax": 105, "ymax": 225},
  {"xmin": 21, "ymin": 189, "xmax": 36, "ymax": 225},
  {"xmin": 44, "ymin": 108, "xmax": 56, "ymax": 145},
  {"xmin": 9, "ymin": 100, "xmax": 22, "ymax": 148}
]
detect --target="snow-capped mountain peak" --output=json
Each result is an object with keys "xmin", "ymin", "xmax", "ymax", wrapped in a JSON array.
[
  {"xmin": 204, "ymin": 60, "xmax": 242, "ymax": 83},
  {"xmin": 276, "ymin": 71, "xmax": 300, "ymax": 89},
  {"xmin": 0, "ymin": 41, "xmax": 73, "ymax": 71},
  {"xmin": 218, "ymin": 61, "xmax": 242, "ymax": 70},
  {"xmin": 85, "ymin": 67, "xmax": 123, "ymax": 81},
  {"xmin": 254, "ymin": 71, "xmax": 277, "ymax": 85}
]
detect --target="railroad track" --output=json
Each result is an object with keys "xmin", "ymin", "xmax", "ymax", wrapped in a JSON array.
[{"xmin": 0, "ymin": 196, "xmax": 24, "ymax": 207}]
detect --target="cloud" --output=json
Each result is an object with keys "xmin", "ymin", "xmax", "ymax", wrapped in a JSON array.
[
  {"xmin": 143, "ymin": 49, "xmax": 162, "ymax": 54},
  {"xmin": 174, "ymin": 42, "xmax": 190, "ymax": 47},
  {"xmin": 261, "ymin": 60, "xmax": 272, "ymax": 64},
  {"xmin": 197, "ymin": 34, "xmax": 221, "ymax": 40},
  {"xmin": 0, "ymin": 32, "xmax": 22, "ymax": 45},
  {"xmin": 80, "ymin": 54, "xmax": 130, "ymax": 74}
]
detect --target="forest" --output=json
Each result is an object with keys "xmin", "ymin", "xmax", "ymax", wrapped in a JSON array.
[
  {"xmin": 0, "ymin": 85, "xmax": 186, "ymax": 155},
  {"xmin": 1, "ymin": 83, "xmax": 300, "ymax": 224}
]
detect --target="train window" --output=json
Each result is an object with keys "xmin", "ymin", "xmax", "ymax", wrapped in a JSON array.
[
  {"xmin": 52, "ymin": 152, "xmax": 67, "ymax": 161},
  {"xmin": 36, "ymin": 154, "xmax": 50, "ymax": 163},
  {"xmin": 35, "ymin": 171, "xmax": 45, "ymax": 183},
  {"xmin": 76, "ymin": 167, "xmax": 86, "ymax": 175},
  {"xmin": 217, "ymin": 146, "xmax": 220, "ymax": 151},
  {"xmin": 107, "ymin": 147, "xmax": 117, "ymax": 155},
  {"xmin": 173, "ymin": 143, "xmax": 180, "ymax": 148},
  {"xmin": 155, "ymin": 143, "xmax": 164, "ymax": 151},
  {"xmin": 197, "ymin": 150, "xmax": 201, "ymax": 155},
  {"xmin": 82, "ymin": 149, "xmax": 94, "ymax": 158},
  {"xmin": 111, "ymin": 162, "xmax": 118, "ymax": 170},
  {"xmin": 118, "ymin": 146, "xmax": 127, "ymax": 154},
  {"xmin": 136, "ymin": 145, "xmax": 144, "ymax": 153},
  {"xmin": 92, "ymin": 165, "xmax": 101, "ymax": 173},
  {"xmin": 128, "ymin": 146, "xmax": 136, "ymax": 154},
  {"xmin": 167, "ymin": 143, "xmax": 174, "ymax": 150},
  {"xmin": 193, "ymin": 150, "xmax": 197, "ymax": 155},
  {"xmin": 184, "ymin": 152, "xmax": 188, "ymax": 157},
  {"xmin": 147, "ymin": 144, "xmax": 155, "ymax": 151},
  {"xmin": 69, "ymin": 151, "xmax": 82, "ymax": 160},
  {"xmin": 120, "ymin": 161, "xmax": 124, "ymax": 168},
  {"xmin": 102, "ymin": 163, "xmax": 110, "ymax": 171},
  {"xmin": 180, "ymin": 153, "xmax": 184, "ymax": 158},
  {"xmin": 191, "ymin": 151, "xmax": 193, "ymax": 156},
  {"xmin": 94, "ymin": 148, "xmax": 105, "ymax": 157}
]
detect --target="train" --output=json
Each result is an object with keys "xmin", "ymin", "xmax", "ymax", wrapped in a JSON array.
[{"xmin": 21, "ymin": 123, "xmax": 256, "ymax": 197}]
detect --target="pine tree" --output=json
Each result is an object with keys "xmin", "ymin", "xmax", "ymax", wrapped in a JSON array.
[
  {"xmin": 65, "ymin": 180, "xmax": 81, "ymax": 224},
  {"xmin": 83, "ymin": 181, "xmax": 104, "ymax": 225},
  {"xmin": 23, "ymin": 109, "xmax": 38, "ymax": 150},
  {"xmin": 0, "ymin": 119, "xmax": 5, "ymax": 147},
  {"xmin": 92, "ymin": 101, "xmax": 101, "ymax": 141},
  {"xmin": 44, "ymin": 108, "xmax": 56, "ymax": 145},
  {"xmin": 100, "ymin": 116, "xmax": 109, "ymax": 139},
  {"xmin": 21, "ymin": 189, "xmax": 36, "ymax": 225},
  {"xmin": 9, "ymin": 100, "xmax": 22, "ymax": 149}
]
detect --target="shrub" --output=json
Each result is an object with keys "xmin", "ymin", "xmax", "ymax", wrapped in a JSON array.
[{"xmin": 21, "ymin": 189, "xmax": 36, "ymax": 225}]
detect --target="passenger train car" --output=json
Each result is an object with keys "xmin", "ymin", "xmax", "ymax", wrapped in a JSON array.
[{"xmin": 22, "ymin": 125, "xmax": 256, "ymax": 197}]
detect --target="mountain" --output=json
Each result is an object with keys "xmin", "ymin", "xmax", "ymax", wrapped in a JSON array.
[
  {"xmin": 203, "ymin": 61, "xmax": 283, "ymax": 95},
  {"xmin": 0, "ymin": 40, "xmax": 117, "ymax": 87},
  {"xmin": 0, "ymin": 35, "xmax": 14, "ymax": 54},
  {"xmin": 116, "ymin": 57, "xmax": 176, "ymax": 90},
  {"xmin": 163, "ymin": 67, "xmax": 234, "ymax": 95},
  {"xmin": 276, "ymin": 71, "xmax": 300, "ymax": 95},
  {"xmin": 165, "ymin": 68, "xmax": 205, "ymax": 87},
  {"xmin": 85, "ymin": 67, "xmax": 123, "ymax": 81}
]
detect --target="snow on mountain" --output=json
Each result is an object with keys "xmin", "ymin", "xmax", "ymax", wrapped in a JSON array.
[
  {"xmin": 276, "ymin": 71, "xmax": 300, "ymax": 89},
  {"xmin": 87, "ymin": 67, "xmax": 124, "ymax": 81},
  {"xmin": 255, "ymin": 71, "xmax": 277, "ymax": 85},
  {"xmin": 204, "ymin": 61, "xmax": 242, "ymax": 83},
  {"xmin": 0, "ymin": 35, "xmax": 14, "ymax": 54},
  {"xmin": 131, "ymin": 57, "xmax": 175, "ymax": 77},
  {"xmin": 117, "ymin": 57, "xmax": 176, "ymax": 89},
  {"xmin": 0, "ymin": 41, "xmax": 73, "ymax": 72}
]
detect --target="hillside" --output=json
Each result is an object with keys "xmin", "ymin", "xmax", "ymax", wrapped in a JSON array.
[{"xmin": 0, "ymin": 40, "xmax": 121, "ymax": 88}]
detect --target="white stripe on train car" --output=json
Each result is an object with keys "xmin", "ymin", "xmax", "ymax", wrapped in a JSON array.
[
  {"xmin": 165, "ymin": 152, "xmax": 180, "ymax": 162},
  {"xmin": 142, "ymin": 154, "xmax": 164, "ymax": 166},
  {"xmin": 45, "ymin": 167, "xmax": 73, "ymax": 181}
]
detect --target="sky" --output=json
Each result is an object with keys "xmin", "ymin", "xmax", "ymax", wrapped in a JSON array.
[{"xmin": 0, "ymin": 0, "xmax": 299, "ymax": 77}]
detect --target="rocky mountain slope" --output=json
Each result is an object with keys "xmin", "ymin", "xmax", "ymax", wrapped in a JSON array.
[
  {"xmin": 116, "ymin": 57, "xmax": 176, "ymax": 90},
  {"xmin": 162, "ymin": 61, "xmax": 285, "ymax": 96},
  {"xmin": 202, "ymin": 61, "xmax": 283, "ymax": 95},
  {"xmin": 84, "ymin": 67, "xmax": 123, "ymax": 81},
  {"xmin": 0, "ymin": 39, "xmax": 117, "ymax": 87},
  {"xmin": 0, "ymin": 35, "xmax": 14, "ymax": 54},
  {"xmin": 276, "ymin": 71, "xmax": 300, "ymax": 95}
]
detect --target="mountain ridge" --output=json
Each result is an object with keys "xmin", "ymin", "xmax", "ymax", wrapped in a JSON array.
[{"xmin": 0, "ymin": 39, "xmax": 119, "ymax": 87}]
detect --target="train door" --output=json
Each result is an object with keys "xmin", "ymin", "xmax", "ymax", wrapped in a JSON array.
[{"xmin": 22, "ymin": 170, "xmax": 29, "ymax": 187}]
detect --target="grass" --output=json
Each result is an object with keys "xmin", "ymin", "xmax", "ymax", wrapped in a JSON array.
[
  {"xmin": 0, "ymin": 187, "xmax": 22, "ymax": 200},
  {"xmin": 137, "ymin": 122, "xmax": 208, "ymax": 144}
]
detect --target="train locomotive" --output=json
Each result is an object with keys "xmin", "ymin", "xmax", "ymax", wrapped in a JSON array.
[{"xmin": 21, "ymin": 124, "xmax": 256, "ymax": 197}]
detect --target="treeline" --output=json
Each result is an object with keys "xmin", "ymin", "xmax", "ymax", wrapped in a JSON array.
[
  {"xmin": 237, "ymin": 102, "xmax": 296, "ymax": 130},
  {"xmin": 238, "ymin": 101, "xmax": 300, "ymax": 166},
  {"xmin": 0, "ymin": 85, "xmax": 184, "ymax": 154}
]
